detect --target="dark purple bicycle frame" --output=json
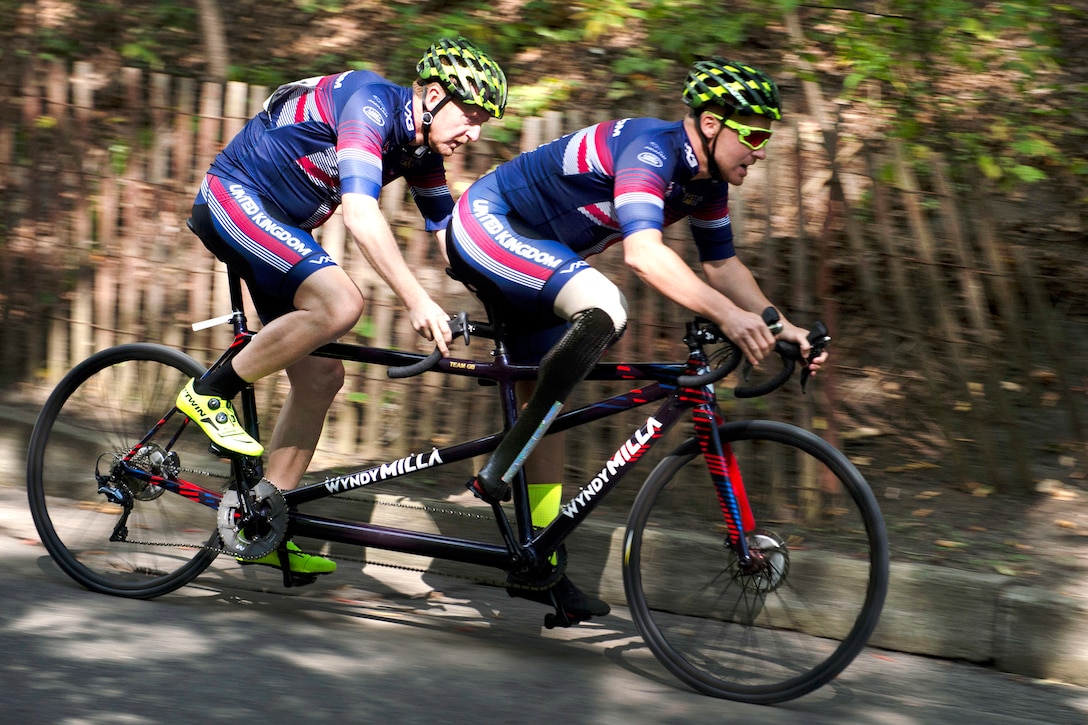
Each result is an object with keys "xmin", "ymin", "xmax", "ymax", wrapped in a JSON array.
[
  {"xmin": 280, "ymin": 341, "xmax": 719, "ymax": 575},
  {"xmin": 132, "ymin": 270, "xmax": 751, "ymax": 580}
]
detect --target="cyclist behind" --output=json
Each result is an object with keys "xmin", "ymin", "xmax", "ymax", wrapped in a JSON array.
[
  {"xmin": 447, "ymin": 59, "xmax": 827, "ymax": 620},
  {"xmin": 179, "ymin": 38, "xmax": 508, "ymax": 575}
]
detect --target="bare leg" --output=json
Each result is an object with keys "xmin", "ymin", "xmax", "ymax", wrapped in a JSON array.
[
  {"xmin": 232, "ymin": 266, "xmax": 363, "ymax": 383},
  {"xmin": 232, "ymin": 265, "xmax": 361, "ymax": 489},
  {"xmin": 230, "ymin": 268, "xmax": 361, "ymax": 575},
  {"xmin": 265, "ymin": 356, "xmax": 346, "ymax": 491}
]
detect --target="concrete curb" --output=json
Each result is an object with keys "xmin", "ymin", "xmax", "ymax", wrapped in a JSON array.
[
  {"xmin": 872, "ymin": 562, "xmax": 1088, "ymax": 686},
  {"xmin": 435, "ymin": 494, "xmax": 1088, "ymax": 688}
]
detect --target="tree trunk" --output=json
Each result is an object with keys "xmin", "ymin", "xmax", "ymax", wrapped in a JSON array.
[{"xmin": 196, "ymin": 0, "xmax": 230, "ymax": 84}]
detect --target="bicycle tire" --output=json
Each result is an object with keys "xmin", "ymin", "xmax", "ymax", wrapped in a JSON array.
[
  {"xmin": 623, "ymin": 419, "xmax": 889, "ymax": 704},
  {"xmin": 26, "ymin": 344, "xmax": 227, "ymax": 599}
]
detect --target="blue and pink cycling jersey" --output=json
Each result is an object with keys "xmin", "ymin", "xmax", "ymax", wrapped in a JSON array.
[
  {"xmin": 191, "ymin": 70, "xmax": 453, "ymax": 318},
  {"xmin": 447, "ymin": 118, "xmax": 735, "ymax": 323}
]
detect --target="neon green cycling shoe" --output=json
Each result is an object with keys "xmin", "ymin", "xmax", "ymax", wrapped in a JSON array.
[
  {"xmin": 239, "ymin": 541, "xmax": 337, "ymax": 575},
  {"xmin": 176, "ymin": 379, "xmax": 264, "ymax": 457}
]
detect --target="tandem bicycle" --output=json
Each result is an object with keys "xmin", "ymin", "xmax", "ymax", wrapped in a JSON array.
[{"xmin": 26, "ymin": 261, "xmax": 888, "ymax": 705}]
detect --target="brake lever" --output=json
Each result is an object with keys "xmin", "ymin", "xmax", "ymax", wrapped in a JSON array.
[
  {"xmin": 799, "ymin": 321, "xmax": 831, "ymax": 394},
  {"xmin": 449, "ymin": 311, "xmax": 471, "ymax": 346},
  {"xmin": 740, "ymin": 359, "xmax": 753, "ymax": 383},
  {"xmin": 761, "ymin": 306, "xmax": 783, "ymax": 335}
]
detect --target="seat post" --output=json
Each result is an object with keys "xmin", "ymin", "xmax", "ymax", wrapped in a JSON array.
[{"xmin": 227, "ymin": 269, "xmax": 246, "ymax": 315}]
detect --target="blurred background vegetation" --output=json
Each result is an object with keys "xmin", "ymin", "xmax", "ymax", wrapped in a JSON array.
[{"xmin": 2, "ymin": 0, "xmax": 1085, "ymax": 194}]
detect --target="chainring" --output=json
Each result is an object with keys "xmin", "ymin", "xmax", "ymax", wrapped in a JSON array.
[{"xmin": 217, "ymin": 479, "xmax": 288, "ymax": 560}]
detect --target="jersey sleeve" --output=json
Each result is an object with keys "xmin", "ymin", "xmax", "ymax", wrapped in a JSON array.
[
  {"xmin": 613, "ymin": 146, "xmax": 670, "ymax": 236},
  {"xmin": 406, "ymin": 159, "xmax": 455, "ymax": 233},
  {"xmin": 689, "ymin": 193, "xmax": 736, "ymax": 261},
  {"xmin": 335, "ymin": 90, "xmax": 389, "ymax": 200}
]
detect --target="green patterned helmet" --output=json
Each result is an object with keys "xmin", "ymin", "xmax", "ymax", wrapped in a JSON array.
[
  {"xmin": 417, "ymin": 38, "xmax": 508, "ymax": 119},
  {"xmin": 682, "ymin": 59, "xmax": 781, "ymax": 120}
]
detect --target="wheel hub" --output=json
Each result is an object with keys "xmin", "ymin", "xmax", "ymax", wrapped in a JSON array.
[{"xmin": 729, "ymin": 529, "xmax": 790, "ymax": 593}]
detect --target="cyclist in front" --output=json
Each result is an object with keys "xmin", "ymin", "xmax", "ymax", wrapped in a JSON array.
[
  {"xmin": 179, "ymin": 38, "xmax": 508, "ymax": 576},
  {"xmin": 447, "ymin": 59, "xmax": 828, "ymax": 621}
]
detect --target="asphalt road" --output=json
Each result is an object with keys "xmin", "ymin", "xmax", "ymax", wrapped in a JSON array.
[{"xmin": 3, "ymin": 483, "xmax": 1088, "ymax": 725}]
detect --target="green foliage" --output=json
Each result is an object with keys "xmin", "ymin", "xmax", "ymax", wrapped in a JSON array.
[
  {"xmin": 0, "ymin": 0, "xmax": 1079, "ymax": 194},
  {"xmin": 809, "ymin": 0, "xmax": 1067, "ymax": 188},
  {"xmin": 17, "ymin": 1, "xmax": 198, "ymax": 72},
  {"xmin": 293, "ymin": 0, "xmax": 346, "ymax": 13}
]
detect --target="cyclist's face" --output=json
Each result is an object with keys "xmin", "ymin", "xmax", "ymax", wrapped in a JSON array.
[
  {"xmin": 426, "ymin": 92, "xmax": 490, "ymax": 157},
  {"xmin": 706, "ymin": 113, "xmax": 772, "ymax": 186}
]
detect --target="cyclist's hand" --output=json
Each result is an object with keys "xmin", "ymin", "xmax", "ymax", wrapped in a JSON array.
[
  {"xmin": 409, "ymin": 298, "xmax": 453, "ymax": 357},
  {"xmin": 718, "ymin": 309, "xmax": 777, "ymax": 366},
  {"xmin": 778, "ymin": 322, "xmax": 829, "ymax": 377}
]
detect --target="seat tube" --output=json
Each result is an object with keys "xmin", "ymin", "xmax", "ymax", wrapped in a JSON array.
[{"xmin": 692, "ymin": 398, "xmax": 754, "ymax": 560}]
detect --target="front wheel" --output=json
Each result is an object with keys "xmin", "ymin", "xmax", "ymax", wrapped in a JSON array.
[
  {"xmin": 26, "ymin": 344, "xmax": 229, "ymax": 598},
  {"xmin": 623, "ymin": 419, "xmax": 889, "ymax": 704}
]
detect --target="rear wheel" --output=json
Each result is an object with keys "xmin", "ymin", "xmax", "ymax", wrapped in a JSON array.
[
  {"xmin": 26, "ymin": 344, "xmax": 231, "ymax": 598},
  {"xmin": 623, "ymin": 419, "xmax": 888, "ymax": 704}
]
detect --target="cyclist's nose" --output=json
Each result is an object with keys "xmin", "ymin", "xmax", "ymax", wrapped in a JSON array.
[{"xmin": 465, "ymin": 124, "xmax": 482, "ymax": 142}]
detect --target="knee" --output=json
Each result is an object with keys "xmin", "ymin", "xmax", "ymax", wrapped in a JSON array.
[
  {"xmin": 554, "ymin": 269, "xmax": 628, "ymax": 334},
  {"xmin": 299, "ymin": 270, "xmax": 364, "ymax": 340},
  {"xmin": 329, "ymin": 291, "xmax": 364, "ymax": 339},
  {"xmin": 289, "ymin": 358, "xmax": 346, "ymax": 399}
]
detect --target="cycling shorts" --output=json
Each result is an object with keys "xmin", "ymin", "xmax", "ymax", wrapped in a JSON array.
[
  {"xmin": 191, "ymin": 174, "xmax": 338, "ymax": 322},
  {"xmin": 446, "ymin": 175, "xmax": 595, "ymax": 361}
]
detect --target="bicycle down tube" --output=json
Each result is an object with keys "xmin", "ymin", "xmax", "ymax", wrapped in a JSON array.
[{"xmin": 283, "ymin": 374, "xmax": 724, "ymax": 572}]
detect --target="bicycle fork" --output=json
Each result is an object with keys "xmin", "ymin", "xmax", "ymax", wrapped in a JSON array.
[{"xmin": 692, "ymin": 401, "xmax": 757, "ymax": 566}]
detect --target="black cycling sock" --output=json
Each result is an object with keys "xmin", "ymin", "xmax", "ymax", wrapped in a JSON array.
[
  {"xmin": 476, "ymin": 308, "xmax": 620, "ymax": 498},
  {"xmin": 194, "ymin": 361, "xmax": 247, "ymax": 400}
]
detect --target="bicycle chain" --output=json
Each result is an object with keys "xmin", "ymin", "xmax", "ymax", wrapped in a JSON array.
[{"xmin": 119, "ymin": 486, "xmax": 551, "ymax": 592}]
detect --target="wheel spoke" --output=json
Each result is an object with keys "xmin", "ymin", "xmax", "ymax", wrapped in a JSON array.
[
  {"xmin": 27, "ymin": 345, "xmax": 227, "ymax": 598},
  {"xmin": 624, "ymin": 420, "xmax": 889, "ymax": 704}
]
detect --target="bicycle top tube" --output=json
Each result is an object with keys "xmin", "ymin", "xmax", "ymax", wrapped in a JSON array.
[{"xmin": 211, "ymin": 264, "xmax": 826, "ymax": 393}]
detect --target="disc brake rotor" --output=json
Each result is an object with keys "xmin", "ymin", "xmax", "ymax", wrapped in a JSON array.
[
  {"xmin": 217, "ymin": 479, "xmax": 288, "ymax": 559},
  {"xmin": 729, "ymin": 529, "xmax": 790, "ymax": 593}
]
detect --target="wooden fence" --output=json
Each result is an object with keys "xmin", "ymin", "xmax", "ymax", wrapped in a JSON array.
[{"xmin": 1, "ymin": 59, "xmax": 1083, "ymax": 492}]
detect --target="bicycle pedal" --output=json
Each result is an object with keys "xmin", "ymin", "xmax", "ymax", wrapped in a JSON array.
[
  {"xmin": 283, "ymin": 571, "xmax": 319, "ymax": 588},
  {"xmin": 543, "ymin": 610, "xmax": 587, "ymax": 629}
]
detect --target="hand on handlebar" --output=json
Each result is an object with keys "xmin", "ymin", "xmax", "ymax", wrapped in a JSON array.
[
  {"xmin": 692, "ymin": 309, "xmax": 830, "ymax": 397},
  {"xmin": 386, "ymin": 312, "xmax": 477, "ymax": 379},
  {"xmin": 716, "ymin": 308, "xmax": 778, "ymax": 367},
  {"xmin": 408, "ymin": 298, "xmax": 453, "ymax": 357},
  {"xmin": 776, "ymin": 320, "xmax": 829, "ymax": 377}
]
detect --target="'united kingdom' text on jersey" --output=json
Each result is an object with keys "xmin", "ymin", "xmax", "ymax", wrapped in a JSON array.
[
  {"xmin": 492, "ymin": 118, "xmax": 736, "ymax": 261},
  {"xmin": 206, "ymin": 70, "xmax": 453, "ymax": 232}
]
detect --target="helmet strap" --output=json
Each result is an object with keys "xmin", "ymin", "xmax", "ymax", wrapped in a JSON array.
[
  {"xmin": 698, "ymin": 113, "xmax": 724, "ymax": 181},
  {"xmin": 420, "ymin": 91, "xmax": 454, "ymax": 151}
]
